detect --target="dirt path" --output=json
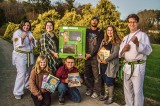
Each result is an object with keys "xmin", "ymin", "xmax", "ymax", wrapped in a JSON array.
[{"xmin": 0, "ymin": 38, "xmax": 119, "ymax": 106}]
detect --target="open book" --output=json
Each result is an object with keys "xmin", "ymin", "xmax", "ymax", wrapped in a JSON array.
[
  {"xmin": 97, "ymin": 47, "xmax": 110, "ymax": 60},
  {"xmin": 68, "ymin": 72, "xmax": 81, "ymax": 87},
  {"xmin": 41, "ymin": 74, "xmax": 60, "ymax": 93}
]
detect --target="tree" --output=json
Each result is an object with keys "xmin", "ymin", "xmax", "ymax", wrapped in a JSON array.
[
  {"xmin": 137, "ymin": 9, "xmax": 160, "ymax": 31},
  {"xmin": 33, "ymin": 0, "xmax": 52, "ymax": 14},
  {"xmin": 8, "ymin": 0, "xmax": 16, "ymax": 3},
  {"xmin": 0, "ymin": 1, "xmax": 26, "ymax": 23},
  {"xmin": 53, "ymin": 0, "xmax": 75, "ymax": 18},
  {"xmin": 4, "ymin": 0, "xmax": 128, "ymax": 72},
  {"xmin": 83, "ymin": 0, "xmax": 127, "ymax": 38},
  {"xmin": 0, "ymin": 8, "xmax": 5, "ymax": 27},
  {"xmin": 137, "ymin": 9, "xmax": 160, "ymax": 44},
  {"xmin": 65, "ymin": 0, "xmax": 75, "ymax": 11}
]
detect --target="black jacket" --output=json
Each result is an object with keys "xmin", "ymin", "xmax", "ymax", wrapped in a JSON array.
[{"xmin": 86, "ymin": 28, "xmax": 104, "ymax": 58}]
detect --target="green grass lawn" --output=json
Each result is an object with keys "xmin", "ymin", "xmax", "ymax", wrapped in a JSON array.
[{"xmin": 144, "ymin": 44, "xmax": 160, "ymax": 102}]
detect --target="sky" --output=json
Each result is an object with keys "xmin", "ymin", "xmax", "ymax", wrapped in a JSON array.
[{"xmin": 53, "ymin": 0, "xmax": 160, "ymax": 20}]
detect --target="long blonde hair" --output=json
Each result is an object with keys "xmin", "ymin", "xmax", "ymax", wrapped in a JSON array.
[{"xmin": 34, "ymin": 55, "xmax": 50, "ymax": 74}]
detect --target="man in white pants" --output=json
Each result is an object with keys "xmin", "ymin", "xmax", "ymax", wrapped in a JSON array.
[
  {"xmin": 12, "ymin": 19, "xmax": 36, "ymax": 99},
  {"xmin": 119, "ymin": 14, "xmax": 152, "ymax": 106}
]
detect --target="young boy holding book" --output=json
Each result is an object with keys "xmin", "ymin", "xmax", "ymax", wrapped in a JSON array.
[
  {"xmin": 29, "ymin": 55, "xmax": 53, "ymax": 106},
  {"xmin": 56, "ymin": 56, "xmax": 82, "ymax": 105}
]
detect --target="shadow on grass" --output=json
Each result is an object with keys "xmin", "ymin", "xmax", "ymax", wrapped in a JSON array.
[{"xmin": 114, "ymin": 79, "xmax": 125, "ymax": 105}]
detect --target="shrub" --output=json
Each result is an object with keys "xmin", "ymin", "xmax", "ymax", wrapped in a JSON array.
[{"xmin": 3, "ymin": 22, "xmax": 18, "ymax": 42}]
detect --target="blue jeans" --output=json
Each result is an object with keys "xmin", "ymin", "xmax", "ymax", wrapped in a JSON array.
[
  {"xmin": 57, "ymin": 83, "xmax": 81, "ymax": 103},
  {"xmin": 100, "ymin": 63, "xmax": 114, "ymax": 86}
]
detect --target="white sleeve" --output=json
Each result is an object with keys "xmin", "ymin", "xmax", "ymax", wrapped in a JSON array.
[
  {"xmin": 28, "ymin": 32, "xmax": 37, "ymax": 47},
  {"xmin": 138, "ymin": 33, "xmax": 152, "ymax": 55},
  {"xmin": 12, "ymin": 30, "xmax": 25, "ymax": 49}
]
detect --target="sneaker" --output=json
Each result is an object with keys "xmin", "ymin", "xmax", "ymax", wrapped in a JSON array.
[
  {"xmin": 85, "ymin": 89, "xmax": 93, "ymax": 96},
  {"xmin": 14, "ymin": 95, "xmax": 21, "ymax": 99},
  {"xmin": 104, "ymin": 97, "xmax": 113, "ymax": 104},
  {"xmin": 58, "ymin": 98, "xmax": 65, "ymax": 105},
  {"xmin": 91, "ymin": 92, "xmax": 99, "ymax": 98},
  {"xmin": 99, "ymin": 95, "xmax": 107, "ymax": 101}
]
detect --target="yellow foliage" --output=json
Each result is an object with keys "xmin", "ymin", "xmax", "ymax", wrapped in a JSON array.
[
  {"xmin": 3, "ymin": 22, "xmax": 18, "ymax": 42},
  {"xmin": 4, "ymin": 1, "xmax": 128, "ymax": 73}
]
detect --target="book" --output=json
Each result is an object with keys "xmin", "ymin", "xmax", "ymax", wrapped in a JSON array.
[
  {"xmin": 97, "ymin": 47, "xmax": 110, "ymax": 60},
  {"xmin": 41, "ymin": 75, "xmax": 48, "ymax": 89},
  {"xmin": 41, "ymin": 74, "xmax": 60, "ymax": 93},
  {"xmin": 68, "ymin": 72, "xmax": 81, "ymax": 87}
]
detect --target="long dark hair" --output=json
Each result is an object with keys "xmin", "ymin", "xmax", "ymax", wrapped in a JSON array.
[
  {"xmin": 105, "ymin": 25, "xmax": 121, "ymax": 45},
  {"xmin": 19, "ymin": 19, "xmax": 31, "ymax": 31}
]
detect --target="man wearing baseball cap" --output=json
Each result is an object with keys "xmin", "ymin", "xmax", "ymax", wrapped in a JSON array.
[
  {"xmin": 84, "ymin": 16, "xmax": 104, "ymax": 98},
  {"xmin": 91, "ymin": 16, "xmax": 99, "ymax": 22}
]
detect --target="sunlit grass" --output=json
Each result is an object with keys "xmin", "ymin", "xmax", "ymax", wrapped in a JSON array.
[{"xmin": 144, "ymin": 44, "xmax": 160, "ymax": 102}]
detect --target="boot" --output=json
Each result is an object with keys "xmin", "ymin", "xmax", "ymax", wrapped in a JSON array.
[
  {"xmin": 99, "ymin": 85, "xmax": 108, "ymax": 101},
  {"xmin": 104, "ymin": 86, "xmax": 114, "ymax": 104}
]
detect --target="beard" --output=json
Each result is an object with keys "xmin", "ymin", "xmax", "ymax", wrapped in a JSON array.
[{"xmin": 91, "ymin": 23, "xmax": 98, "ymax": 27}]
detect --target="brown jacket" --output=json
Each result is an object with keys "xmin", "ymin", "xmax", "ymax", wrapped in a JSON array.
[{"xmin": 29, "ymin": 68, "xmax": 52, "ymax": 96}]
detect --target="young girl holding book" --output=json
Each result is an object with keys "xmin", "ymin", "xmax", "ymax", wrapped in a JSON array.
[{"xmin": 29, "ymin": 55, "xmax": 53, "ymax": 106}]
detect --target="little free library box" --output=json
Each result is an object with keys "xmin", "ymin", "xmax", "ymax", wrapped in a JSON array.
[{"xmin": 59, "ymin": 26, "xmax": 86, "ymax": 59}]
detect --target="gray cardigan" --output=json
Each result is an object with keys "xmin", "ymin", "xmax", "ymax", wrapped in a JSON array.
[{"xmin": 98, "ymin": 40, "xmax": 120, "ymax": 78}]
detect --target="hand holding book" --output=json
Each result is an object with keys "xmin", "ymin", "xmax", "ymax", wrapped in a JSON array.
[
  {"xmin": 64, "ymin": 78, "xmax": 69, "ymax": 83},
  {"xmin": 41, "ymin": 74, "xmax": 60, "ymax": 93},
  {"xmin": 68, "ymin": 72, "xmax": 81, "ymax": 87},
  {"xmin": 97, "ymin": 47, "xmax": 110, "ymax": 61},
  {"xmin": 98, "ymin": 59, "xmax": 107, "ymax": 64}
]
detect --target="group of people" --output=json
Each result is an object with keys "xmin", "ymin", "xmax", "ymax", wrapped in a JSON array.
[{"xmin": 12, "ymin": 13, "xmax": 152, "ymax": 106}]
